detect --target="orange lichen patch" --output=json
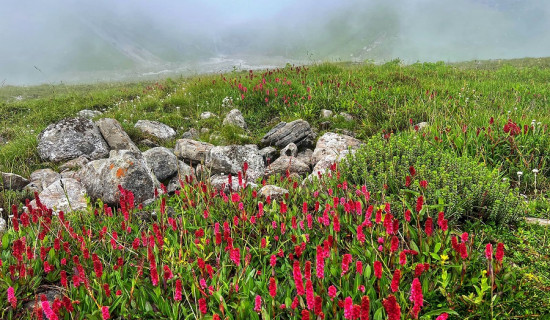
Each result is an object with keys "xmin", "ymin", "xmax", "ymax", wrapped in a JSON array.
[
  {"xmin": 109, "ymin": 163, "xmax": 115, "ymax": 170},
  {"xmin": 128, "ymin": 161, "xmax": 134, "ymax": 166},
  {"xmin": 116, "ymin": 167, "xmax": 128, "ymax": 178}
]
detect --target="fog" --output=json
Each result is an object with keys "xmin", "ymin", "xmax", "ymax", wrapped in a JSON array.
[{"xmin": 1, "ymin": 0, "xmax": 549, "ymax": 85}]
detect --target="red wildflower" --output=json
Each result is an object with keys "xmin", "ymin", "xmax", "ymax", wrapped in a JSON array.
[
  {"xmin": 344, "ymin": 297, "xmax": 353, "ymax": 319},
  {"xmin": 301, "ymin": 309, "xmax": 310, "ymax": 320},
  {"xmin": 390, "ymin": 236, "xmax": 399, "ymax": 253},
  {"xmin": 399, "ymin": 251, "xmax": 407, "ymax": 266},
  {"xmin": 436, "ymin": 313, "xmax": 449, "ymax": 320},
  {"xmin": 382, "ymin": 295, "xmax": 401, "ymax": 320},
  {"xmin": 306, "ymin": 280, "xmax": 315, "ymax": 310},
  {"xmin": 419, "ymin": 180, "xmax": 428, "ymax": 188},
  {"xmin": 328, "ymin": 285, "xmax": 337, "ymax": 301},
  {"xmin": 314, "ymin": 296, "xmax": 323, "ymax": 316},
  {"xmin": 425, "ymin": 217, "xmax": 433, "ymax": 237},
  {"xmin": 7, "ymin": 286, "xmax": 16, "ymax": 308},
  {"xmin": 404, "ymin": 209, "xmax": 411, "ymax": 222},
  {"xmin": 360, "ymin": 296, "xmax": 370, "ymax": 320},
  {"xmin": 198, "ymin": 298, "xmax": 207, "ymax": 314},
  {"xmin": 410, "ymin": 278, "xmax": 423, "ymax": 319},
  {"xmin": 341, "ymin": 254, "xmax": 352, "ymax": 276},
  {"xmin": 103, "ymin": 284, "xmax": 111, "ymax": 297},
  {"xmin": 293, "ymin": 260, "xmax": 305, "ymax": 295},
  {"xmin": 409, "ymin": 166, "xmax": 416, "ymax": 176},
  {"xmin": 163, "ymin": 265, "xmax": 174, "ymax": 281},
  {"xmin": 405, "ymin": 175, "xmax": 411, "ymax": 187},
  {"xmin": 496, "ymin": 243, "xmax": 504, "ymax": 262},
  {"xmin": 254, "ymin": 295, "xmax": 262, "ymax": 313},
  {"xmin": 269, "ymin": 277, "xmax": 277, "ymax": 298},
  {"xmin": 42, "ymin": 300, "xmax": 58, "ymax": 320},
  {"xmin": 374, "ymin": 261, "xmax": 383, "ymax": 279},
  {"xmin": 391, "ymin": 269, "xmax": 401, "ymax": 292},
  {"xmin": 416, "ymin": 196, "xmax": 424, "ymax": 213},
  {"xmin": 356, "ymin": 260, "xmax": 364, "ymax": 275},
  {"xmin": 101, "ymin": 306, "xmax": 110, "ymax": 320}
]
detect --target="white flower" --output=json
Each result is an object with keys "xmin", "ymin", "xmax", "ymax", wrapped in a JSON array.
[
  {"xmin": 517, "ymin": 171, "xmax": 523, "ymax": 176},
  {"xmin": 532, "ymin": 169, "xmax": 539, "ymax": 174}
]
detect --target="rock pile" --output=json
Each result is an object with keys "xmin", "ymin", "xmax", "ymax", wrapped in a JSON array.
[{"xmin": 2, "ymin": 108, "xmax": 366, "ymax": 212}]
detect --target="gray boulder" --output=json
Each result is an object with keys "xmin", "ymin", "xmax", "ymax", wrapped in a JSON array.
[
  {"xmin": 1, "ymin": 172, "xmax": 29, "ymax": 191},
  {"xmin": 28, "ymin": 169, "xmax": 61, "ymax": 193},
  {"xmin": 143, "ymin": 147, "xmax": 179, "ymax": 181},
  {"xmin": 29, "ymin": 178, "xmax": 87, "ymax": 212},
  {"xmin": 181, "ymin": 128, "xmax": 199, "ymax": 140},
  {"xmin": 223, "ymin": 109, "xmax": 247, "ymax": 129},
  {"xmin": 206, "ymin": 145, "xmax": 265, "ymax": 181},
  {"xmin": 311, "ymin": 132, "xmax": 363, "ymax": 167},
  {"xmin": 135, "ymin": 120, "xmax": 176, "ymax": 140},
  {"xmin": 96, "ymin": 118, "xmax": 139, "ymax": 152},
  {"xmin": 280, "ymin": 143, "xmax": 298, "ymax": 157},
  {"xmin": 79, "ymin": 150, "xmax": 155, "ymax": 205},
  {"xmin": 261, "ymin": 119, "xmax": 315, "ymax": 149},
  {"xmin": 174, "ymin": 139, "xmax": 214, "ymax": 163},
  {"xmin": 259, "ymin": 185, "xmax": 289, "ymax": 201},
  {"xmin": 265, "ymin": 156, "xmax": 310, "ymax": 177},
  {"xmin": 38, "ymin": 117, "xmax": 109, "ymax": 162}
]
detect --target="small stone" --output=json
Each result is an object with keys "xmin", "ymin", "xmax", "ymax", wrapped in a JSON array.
[
  {"xmin": 0, "ymin": 217, "xmax": 6, "ymax": 235},
  {"xmin": 174, "ymin": 139, "xmax": 214, "ymax": 163},
  {"xmin": 201, "ymin": 128, "xmax": 211, "ymax": 134},
  {"xmin": 143, "ymin": 147, "xmax": 179, "ymax": 181},
  {"xmin": 59, "ymin": 156, "xmax": 90, "ymax": 172},
  {"xmin": 223, "ymin": 109, "xmax": 247, "ymax": 129},
  {"xmin": 414, "ymin": 122, "xmax": 429, "ymax": 131},
  {"xmin": 200, "ymin": 112, "xmax": 217, "ymax": 120},
  {"xmin": 265, "ymin": 156, "xmax": 311, "ymax": 177},
  {"xmin": 280, "ymin": 143, "xmax": 298, "ymax": 157},
  {"xmin": 181, "ymin": 128, "xmax": 199, "ymax": 140},
  {"xmin": 259, "ymin": 147, "xmax": 278, "ymax": 164},
  {"xmin": 96, "ymin": 118, "xmax": 139, "ymax": 152},
  {"xmin": 29, "ymin": 169, "xmax": 61, "ymax": 192},
  {"xmin": 338, "ymin": 112, "xmax": 354, "ymax": 121},
  {"xmin": 320, "ymin": 109, "xmax": 333, "ymax": 118},
  {"xmin": 135, "ymin": 120, "xmax": 176, "ymax": 140},
  {"xmin": 1, "ymin": 172, "xmax": 30, "ymax": 191},
  {"xmin": 259, "ymin": 185, "xmax": 289, "ymax": 201}
]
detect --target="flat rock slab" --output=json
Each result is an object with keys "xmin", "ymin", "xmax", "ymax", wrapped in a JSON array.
[
  {"xmin": 259, "ymin": 185, "xmax": 289, "ymax": 201},
  {"xmin": 96, "ymin": 118, "xmax": 139, "ymax": 152},
  {"xmin": 79, "ymin": 150, "xmax": 155, "ymax": 205},
  {"xmin": 265, "ymin": 156, "xmax": 310, "ymax": 177},
  {"xmin": 143, "ymin": 147, "xmax": 178, "ymax": 181},
  {"xmin": 30, "ymin": 178, "xmax": 87, "ymax": 212},
  {"xmin": 135, "ymin": 120, "xmax": 176, "ymax": 140},
  {"xmin": 174, "ymin": 139, "xmax": 214, "ymax": 163},
  {"xmin": 28, "ymin": 169, "xmax": 61, "ymax": 193},
  {"xmin": 525, "ymin": 217, "xmax": 550, "ymax": 226},
  {"xmin": 1, "ymin": 172, "xmax": 29, "ymax": 191},
  {"xmin": 311, "ymin": 132, "xmax": 363, "ymax": 166},
  {"xmin": 38, "ymin": 117, "xmax": 109, "ymax": 162},
  {"xmin": 206, "ymin": 144, "xmax": 265, "ymax": 181},
  {"xmin": 261, "ymin": 119, "xmax": 314, "ymax": 149}
]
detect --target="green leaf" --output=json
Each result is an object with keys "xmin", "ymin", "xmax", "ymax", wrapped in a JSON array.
[
  {"xmin": 2, "ymin": 232, "xmax": 9, "ymax": 249},
  {"xmin": 422, "ymin": 308, "xmax": 459, "ymax": 316}
]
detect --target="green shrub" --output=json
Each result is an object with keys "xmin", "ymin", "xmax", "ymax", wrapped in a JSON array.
[{"xmin": 340, "ymin": 133, "xmax": 523, "ymax": 226}]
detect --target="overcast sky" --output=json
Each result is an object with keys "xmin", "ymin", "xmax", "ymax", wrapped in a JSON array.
[{"xmin": 1, "ymin": 0, "xmax": 549, "ymax": 85}]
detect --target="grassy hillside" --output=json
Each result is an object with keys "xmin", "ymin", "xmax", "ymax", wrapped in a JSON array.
[{"xmin": 0, "ymin": 58, "xmax": 549, "ymax": 319}]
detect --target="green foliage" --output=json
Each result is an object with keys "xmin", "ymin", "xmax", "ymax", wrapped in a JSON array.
[{"xmin": 340, "ymin": 133, "xmax": 523, "ymax": 226}]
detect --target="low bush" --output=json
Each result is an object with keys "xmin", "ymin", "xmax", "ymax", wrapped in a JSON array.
[{"xmin": 340, "ymin": 133, "xmax": 523, "ymax": 226}]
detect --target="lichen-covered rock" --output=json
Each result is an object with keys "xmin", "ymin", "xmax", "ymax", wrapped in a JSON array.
[
  {"xmin": 29, "ymin": 178, "xmax": 87, "ymax": 212},
  {"xmin": 174, "ymin": 139, "xmax": 214, "ymax": 163},
  {"xmin": 261, "ymin": 120, "xmax": 315, "ymax": 149},
  {"xmin": 143, "ymin": 147, "xmax": 179, "ymax": 181},
  {"xmin": 181, "ymin": 128, "xmax": 199, "ymax": 140},
  {"xmin": 296, "ymin": 149, "xmax": 313, "ymax": 167},
  {"xmin": 265, "ymin": 156, "xmax": 310, "ymax": 177},
  {"xmin": 259, "ymin": 185, "xmax": 289, "ymax": 201},
  {"xmin": 206, "ymin": 145, "xmax": 265, "ymax": 181},
  {"xmin": 209, "ymin": 174, "xmax": 257, "ymax": 193},
  {"xmin": 96, "ymin": 118, "xmax": 139, "ymax": 152},
  {"xmin": 311, "ymin": 132, "xmax": 363, "ymax": 167},
  {"xmin": 59, "ymin": 156, "xmax": 90, "ymax": 172},
  {"xmin": 223, "ymin": 109, "xmax": 247, "ymax": 129},
  {"xmin": 38, "ymin": 117, "xmax": 109, "ymax": 162},
  {"xmin": 28, "ymin": 169, "xmax": 61, "ymax": 192},
  {"xmin": 320, "ymin": 109, "xmax": 333, "ymax": 118},
  {"xmin": 79, "ymin": 150, "xmax": 155, "ymax": 205},
  {"xmin": 1, "ymin": 172, "xmax": 29, "ymax": 191},
  {"xmin": 134, "ymin": 120, "xmax": 176, "ymax": 140}
]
